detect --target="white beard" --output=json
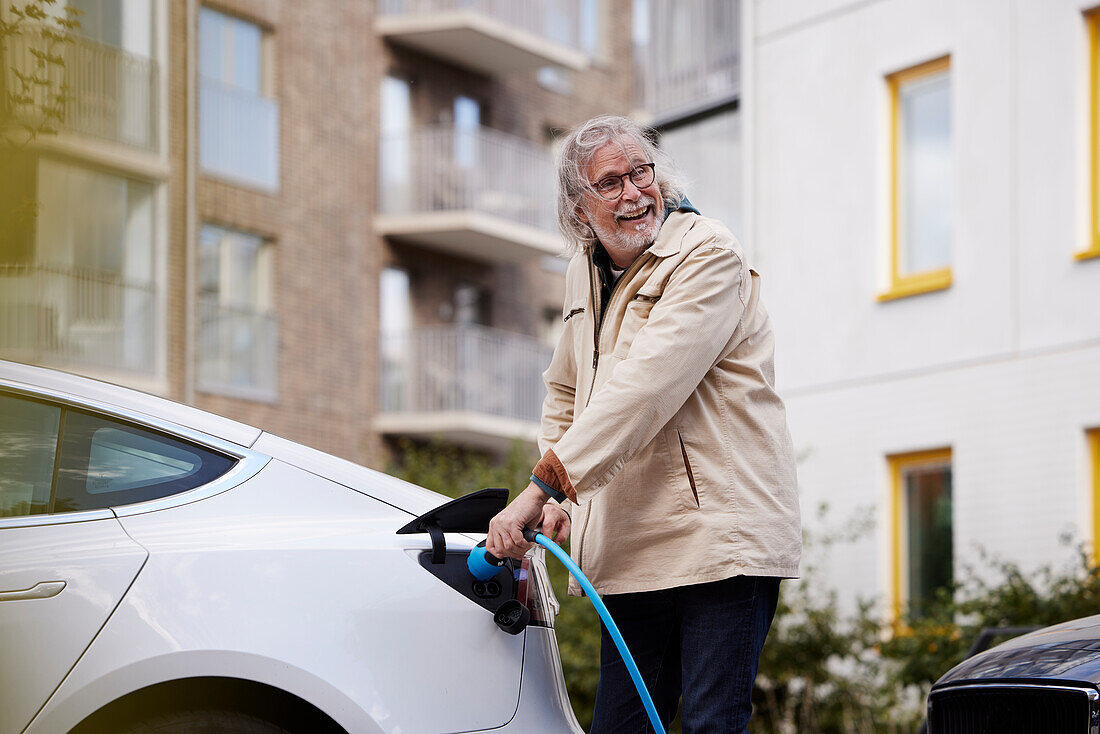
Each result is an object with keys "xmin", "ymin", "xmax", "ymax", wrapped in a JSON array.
[{"xmin": 588, "ymin": 195, "xmax": 664, "ymax": 259}]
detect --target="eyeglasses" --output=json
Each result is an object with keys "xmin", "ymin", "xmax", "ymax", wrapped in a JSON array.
[{"xmin": 591, "ymin": 163, "xmax": 656, "ymax": 200}]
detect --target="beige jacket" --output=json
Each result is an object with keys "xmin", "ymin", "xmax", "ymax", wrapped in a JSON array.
[{"xmin": 533, "ymin": 210, "xmax": 802, "ymax": 596}]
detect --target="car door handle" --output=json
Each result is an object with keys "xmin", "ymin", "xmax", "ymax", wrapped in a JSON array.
[{"xmin": 0, "ymin": 581, "xmax": 66, "ymax": 601}]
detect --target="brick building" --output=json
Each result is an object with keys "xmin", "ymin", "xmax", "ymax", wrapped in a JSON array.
[{"xmin": 1, "ymin": 0, "xmax": 635, "ymax": 470}]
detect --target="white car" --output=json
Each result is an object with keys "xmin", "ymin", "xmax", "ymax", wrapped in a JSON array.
[{"xmin": 0, "ymin": 360, "xmax": 581, "ymax": 734}]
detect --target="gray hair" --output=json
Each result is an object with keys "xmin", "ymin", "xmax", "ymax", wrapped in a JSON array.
[{"xmin": 555, "ymin": 115, "xmax": 687, "ymax": 257}]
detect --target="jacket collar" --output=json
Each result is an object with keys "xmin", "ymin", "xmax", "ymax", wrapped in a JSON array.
[
  {"xmin": 586, "ymin": 198, "xmax": 700, "ymax": 265},
  {"xmin": 647, "ymin": 198, "xmax": 700, "ymax": 258}
]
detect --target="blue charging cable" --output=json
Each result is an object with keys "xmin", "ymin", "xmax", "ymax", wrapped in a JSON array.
[{"xmin": 468, "ymin": 531, "xmax": 666, "ymax": 734}]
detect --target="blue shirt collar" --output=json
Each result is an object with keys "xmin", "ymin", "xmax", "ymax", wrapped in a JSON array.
[{"xmin": 664, "ymin": 196, "xmax": 700, "ymax": 221}]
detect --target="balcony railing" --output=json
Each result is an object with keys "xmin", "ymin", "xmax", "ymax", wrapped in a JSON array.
[
  {"xmin": 379, "ymin": 324, "xmax": 552, "ymax": 425},
  {"xmin": 4, "ymin": 30, "xmax": 159, "ymax": 151},
  {"xmin": 377, "ymin": 0, "xmax": 588, "ymax": 74},
  {"xmin": 0, "ymin": 265, "xmax": 156, "ymax": 376},
  {"xmin": 198, "ymin": 298, "xmax": 277, "ymax": 399},
  {"xmin": 634, "ymin": 0, "xmax": 740, "ymax": 122},
  {"xmin": 199, "ymin": 77, "xmax": 280, "ymax": 191},
  {"xmin": 379, "ymin": 124, "xmax": 557, "ymax": 232}
]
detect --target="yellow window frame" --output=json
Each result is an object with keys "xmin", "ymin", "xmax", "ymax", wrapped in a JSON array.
[
  {"xmin": 1081, "ymin": 11, "xmax": 1100, "ymax": 261},
  {"xmin": 888, "ymin": 447, "xmax": 953, "ymax": 621},
  {"xmin": 1090, "ymin": 430, "xmax": 1100, "ymax": 564},
  {"xmin": 880, "ymin": 56, "xmax": 954, "ymax": 302}
]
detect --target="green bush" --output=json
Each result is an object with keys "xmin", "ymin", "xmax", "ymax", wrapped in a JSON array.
[
  {"xmin": 880, "ymin": 544, "xmax": 1100, "ymax": 693},
  {"xmin": 754, "ymin": 518, "xmax": 1100, "ymax": 733}
]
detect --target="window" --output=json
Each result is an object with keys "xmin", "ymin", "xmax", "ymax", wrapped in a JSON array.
[
  {"xmin": 54, "ymin": 411, "xmax": 235, "ymax": 513},
  {"xmin": 1091, "ymin": 430, "xmax": 1100, "ymax": 562},
  {"xmin": 0, "ymin": 394, "xmax": 61, "ymax": 517},
  {"xmin": 198, "ymin": 6, "xmax": 279, "ymax": 189},
  {"xmin": 535, "ymin": 0, "xmax": 598, "ymax": 90},
  {"xmin": 881, "ymin": 57, "xmax": 953, "ymax": 301},
  {"xmin": 199, "ymin": 6, "xmax": 262, "ymax": 94},
  {"xmin": 454, "ymin": 96, "xmax": 481, "ymax": 169},
  {"xmin": 0, "ymin": 159, "xmax": 157, "ymax": 375},
  {"xmin": 580, "ymin": 0, "xmax": 600, "ymax": 56},
  {"xmin": 454, "ymin": 283, "xmax": 489, "ymax": 326},
  {"xmin": 659, "ymin": 107, "xmax": 743, "ymax": 237},
  {"xmin": 36, "ymin": 159, "xmax": 155, "ymax": 283},
  {"xmin": 0, "ymin": 392, "xmax": 235, "ymax": 517},
  {"xmin": 380, "ymin": 76, "xmax": 412, "ymax": 213},
  {"xmin": 1082, "ymin": 12, "xmax": 1100, "ymax": 261},
  {"xmin": 889, "ymin": 448, "xmax": 953, "ymax": 619},
  {"xmin": 50, "ymin": 0, "xmax": 157, "ymax": 149},
  {"xmin": 69, "ymin": 0, "xmax": 152, "ymax": 57},
  {"xmin": 198, "ymin": 224, "xmax": 276, "ymax": 398},
  {"xmin": 379, "ymin": 267, "xmax": 411, "ymax": 411},
  {"xmin": 632, "ymin": 0, "xmax": 738, "ymax": 117}
]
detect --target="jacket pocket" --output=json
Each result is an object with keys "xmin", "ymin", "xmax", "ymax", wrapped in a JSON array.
[
  {"xmin": 613, "ymin": 294, "xmax": 659, "ymax": 358},
  {"xmin": 664, "ymin": 428, "xmax": 700, "ymax": 511}
]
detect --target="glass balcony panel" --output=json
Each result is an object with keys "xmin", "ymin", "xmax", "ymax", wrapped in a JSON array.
[
  {"xmin": 0, "ymin": 266, "xmax": 156, "ymax": 376},
  {"xmin": 197, "ymin": 298, "xmax": 278, "ymax": 399},
  {"xmin": 379, "ymin": 325, "xmax": 553, "ymax": 424},
  {"xmin": 199, "ymin": 78, "xmax": 280, "ymax": 191},
  {"xmin": 4, "ymin": 31, "xmax": 158, "ymax": 151},
  {"xmin": 379, "ymin": 124, "xmax": 556, "ymax": 233},
  {"xmin": 634, "ymin": 0, "xmax": 740, "ymax": 120}
]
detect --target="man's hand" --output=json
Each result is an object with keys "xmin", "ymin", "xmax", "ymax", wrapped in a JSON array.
[
  {"xmin": 487, "ymin": 482, "xmax": 549, "ymax": 559},
  {"xmin": 540, "ymin": 503, "xmax": 571, "ymax": 544}
]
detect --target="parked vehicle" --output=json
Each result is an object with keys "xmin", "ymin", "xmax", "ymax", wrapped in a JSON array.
[
  {"xmin": 927, "ymin": 618, "xmax": 1100, "ymax": 733},
  {"xmin": 0, "ymin": 359, "xmax": 579, "ymax": 734}
]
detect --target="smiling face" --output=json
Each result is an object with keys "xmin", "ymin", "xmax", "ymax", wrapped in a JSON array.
[{"xmin": 578, "ymin": 138, "xmax": 665, "ymax": 268}]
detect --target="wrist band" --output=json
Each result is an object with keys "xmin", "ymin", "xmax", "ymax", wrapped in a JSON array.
[{"xmin": 530, "ymin": 474, "xmax": 567, "ymax": 503}]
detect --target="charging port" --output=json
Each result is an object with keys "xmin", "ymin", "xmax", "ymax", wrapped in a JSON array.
[
  {"xmin": 416, "ymin": 550, "xmax": 516, "ymax": 612},
  {"xmin": 472, "ymin": 579, "xmax": 503, "ymax": 599}
]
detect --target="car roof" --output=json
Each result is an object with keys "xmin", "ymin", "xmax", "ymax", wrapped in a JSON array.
[
  {"xmin": 0, "ymin": 360, "xmax": 261, "ymax": 447},
  {"xmin": 0, "ymin": 360, "xmax": 455, "ymax": 518}
]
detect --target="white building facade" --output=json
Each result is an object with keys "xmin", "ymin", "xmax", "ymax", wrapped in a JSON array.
[{"xmin": 742, "ymin": 0, "xmax": 1100, "ymax": 617}]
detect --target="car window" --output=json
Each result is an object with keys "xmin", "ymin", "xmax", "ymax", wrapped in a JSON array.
[
  {"xmin": 53, "ymin": 411, "xmax": 237, "ymax": 512},
  {"xmin": 85, "ymin": 427, "xmax": 207, "ymax": 494},
  {"xmin": 0, "ymin": 394, "xmax": 61, "ymax": 517}
]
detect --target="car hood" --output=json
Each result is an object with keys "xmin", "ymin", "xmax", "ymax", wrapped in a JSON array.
[{"xmin": 935, "ymin": 615, "xmax": 1100, "ymax": 688}]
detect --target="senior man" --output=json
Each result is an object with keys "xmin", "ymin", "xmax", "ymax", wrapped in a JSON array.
[{"xmin": 486, "ymin": 115, "xmax": 801, "ymax": 733}]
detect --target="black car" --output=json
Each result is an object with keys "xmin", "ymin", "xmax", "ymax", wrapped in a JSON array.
[{"xmin": 927, "ymin": 617, "xmax": 1100, "ymax": 733}]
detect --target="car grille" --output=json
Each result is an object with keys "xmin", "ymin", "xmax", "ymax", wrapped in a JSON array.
[{"xmin": 928, "ymin": 684, "xmax": 1100, "ymax": 734}]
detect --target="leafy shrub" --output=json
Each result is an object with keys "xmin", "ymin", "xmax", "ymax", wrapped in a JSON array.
[{"xmin": 754, "ymin": 518, "xmax": 1100, "ymax": 733}]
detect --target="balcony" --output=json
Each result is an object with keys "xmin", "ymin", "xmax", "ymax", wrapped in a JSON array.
[
  {"xmin": 377, "ymin": 0, "xmax": 588, "ymax": 76},
  {"xmin": 0, "ymin": 265, "xmax": 156, "ymax": 378},
  {"xmin": 376, "ymin": 324, "xmax": 553, "ymax": 451},
  {"xmin": 199, "ymin": 77, "xmax": 280, "ymax": 191},
  {"xmin": 377, "ymin": 124, "xmax": 563, "ymax": 263},
  {"xmin": 4, "ymin": 31, "xmax": 159, "ymax": 152},
  {"xmin": 634, "ymin": 0, "xmax": 740, "ymax": 124},
  {"xmin": 198, "ymin": 299, "xmax": 278, "ymax": 401}
]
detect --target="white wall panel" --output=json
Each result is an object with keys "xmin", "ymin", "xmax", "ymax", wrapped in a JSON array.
[
  {"xmin": 751, "ymin": 0, "xmax": 1100, "ymax": 613},
  {"xmin": 785, "ymin": 345, "xmax": 1100, "ymax": 613},
  {"xmin": 1016, "ymin": 0, "xmax": 1100, "ymax": 349}
]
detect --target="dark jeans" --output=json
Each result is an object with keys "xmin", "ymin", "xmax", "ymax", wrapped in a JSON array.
[{"xmin": 589, "ymin": 575, "xmax": 781, "ymax": 734}]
